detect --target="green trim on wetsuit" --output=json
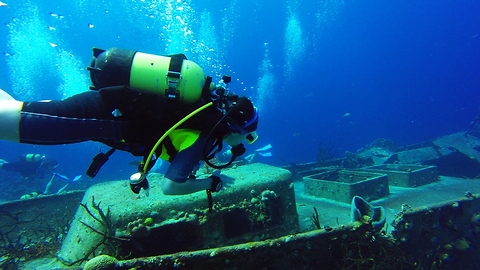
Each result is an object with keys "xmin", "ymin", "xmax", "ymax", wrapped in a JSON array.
[{"xmin": 158, "ymin": 129, "xmax": 201, "ymax": 161}]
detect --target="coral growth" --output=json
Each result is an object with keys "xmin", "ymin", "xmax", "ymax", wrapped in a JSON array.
[
  {"xmin": 84, "ymin": 254, "xmax": 118, "ymax": 270},
  {"xmin": 127, "ymin": 218, "xmax": 152, "ymax": 238}
]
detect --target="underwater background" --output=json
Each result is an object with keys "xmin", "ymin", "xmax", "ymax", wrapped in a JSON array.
[{"xmin": 0, "ymin": 0, "xmax": 479, "ymax": 199}]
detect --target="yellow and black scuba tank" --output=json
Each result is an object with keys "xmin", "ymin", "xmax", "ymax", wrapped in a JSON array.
[{"xmin": 87, "ymin": 47, "xmax": 211, "ymax": 104}]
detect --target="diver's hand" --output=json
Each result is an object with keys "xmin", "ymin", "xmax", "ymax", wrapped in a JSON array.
[{"xmin": 231, "ymin": 143, "xmax": 246, "ymax": 157}]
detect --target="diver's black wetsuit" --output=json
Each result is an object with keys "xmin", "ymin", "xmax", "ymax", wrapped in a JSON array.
[{"xmin": 18, "ymin": 86, "xmax": 224, "ymax": 182}]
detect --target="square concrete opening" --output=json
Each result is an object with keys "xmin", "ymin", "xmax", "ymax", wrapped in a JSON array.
[
  {"xmin": 303, "ymin": 170, "xmax": 389, "ymax": 203},
  {"xmin": 364, "ymin": 164, "xmax": 438, "ymax": 187}
]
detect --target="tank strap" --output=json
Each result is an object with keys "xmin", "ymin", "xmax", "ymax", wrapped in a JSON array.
[
  {"xmin": 202, "ymin": 76, "xmax": 213, "ymax": 101},
  {"xmin": 162, "ymin": 136, "xmax": 178, "ymax": 162},
  {"xmin": 166, "ymin": 54, "xmax": 187, "ymax": 100}
]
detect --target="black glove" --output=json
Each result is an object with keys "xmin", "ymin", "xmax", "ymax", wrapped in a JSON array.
[
  {"xmin": 208, "ymin": 175, "xmax": 223, "ymax": 193},
  {"xmin": 231, "ymin": 143, "xmax": 246, "ymax": 157},
  {"xmin": 130, "ymin": 178, "xmax": 149, "ymax": 194}
]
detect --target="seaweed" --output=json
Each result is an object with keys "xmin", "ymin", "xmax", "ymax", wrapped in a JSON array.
[
  {"xmin": 57, "ymin": 196, "xmax": 129, "ymax": 266},
  {"xmin": 337, "ymin": 227, "xmax": 415, "ymax": 269},
  {"xmin": 310, "ymin": 207, "xmax": 321, "ymax": 230},
  {"xmin": 0, "ymin": 209, "xmax": 61, "ymax": 268}
]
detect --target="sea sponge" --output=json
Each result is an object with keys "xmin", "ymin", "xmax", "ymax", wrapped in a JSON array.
[
  {"xmin": 144, "ymin": 217, "xmax": 154, "ymax": 226},
  {"xmin": 84, "ymin": 255, "xmax": 118, "ymax": 270}
]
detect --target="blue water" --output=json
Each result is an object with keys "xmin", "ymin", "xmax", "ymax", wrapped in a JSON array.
[{"xmin": 1, "ymin": 0, "xmax": 479, "ymax": 197}]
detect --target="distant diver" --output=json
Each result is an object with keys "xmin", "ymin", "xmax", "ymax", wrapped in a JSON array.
[{"xmin": 0, "ymin": 154, "xmax": 58, "ymax": 180}]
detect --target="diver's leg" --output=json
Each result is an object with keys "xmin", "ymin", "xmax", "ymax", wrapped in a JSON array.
[
  {"xmin": 19, "ymin": 91, "xmax": 125, "ymax": 144},
  {"xmin": 0, "ymin": 91, "xmax": 125, "ymax": 145},
  {"xmin": 0, "ymin": 99, "xmax": 23, "ymax": 142},
  {"xmin": 19, "ymin": 111, "xmax": 125, "ymax": 144}
]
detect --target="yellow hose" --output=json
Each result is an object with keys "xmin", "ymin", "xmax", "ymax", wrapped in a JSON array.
[{"xmin": 143, "ymin": 101, "xmax": 213, "ymax": 173}]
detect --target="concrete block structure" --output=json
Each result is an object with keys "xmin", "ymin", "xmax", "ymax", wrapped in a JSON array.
[
  {"xmin": 303, "ymin": 170, "xmax": 389, "ymax": 203},
  {"xmin": 364, "ymin": 164, "xmax": 438, "ymax": 187},
  {"xmin": 56, "ymin": 163, "xmax": 298, "ymax": 265}
]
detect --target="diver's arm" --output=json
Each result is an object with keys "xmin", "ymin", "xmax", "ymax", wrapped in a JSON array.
[{"xmin": 161, "ymin": 134, "xmax": 219, "ymax": 195}]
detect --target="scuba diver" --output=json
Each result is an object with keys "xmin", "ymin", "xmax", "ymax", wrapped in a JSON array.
[
  {"xmin": 0, "ymin": 47, "xmax": 259, "ymax": 198},
  {"xmin": 0, "ymin": 154, "xmax": 58, "ymax": 180}
]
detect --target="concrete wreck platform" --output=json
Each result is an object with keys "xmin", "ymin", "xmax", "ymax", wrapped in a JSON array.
[
  {"xmin": 78, "ymin": 188, "xmax": 480, "ymax": 269},
  {"xmin": 295, "ymin": 174, "xmax": 480, "ymax": 233},
  {"xmin": 56, "ymin": 163, "xmax": 298, "ymax": 266},
  {"xmin": 84, "ymin": 173, "xmax": 480, "ymax": 270},
  {"xmin": 3, "ymin": 162, "xmax": 480, "ymax": 269}
]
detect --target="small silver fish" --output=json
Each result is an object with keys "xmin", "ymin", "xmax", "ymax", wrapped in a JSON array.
[
  {"xmin": 54, "ymin": 173, "xmax": 69, "ymax": 181},
  {"xmin": 112, "ymin": 108, "xmax": 122, "ymax": 117}
]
